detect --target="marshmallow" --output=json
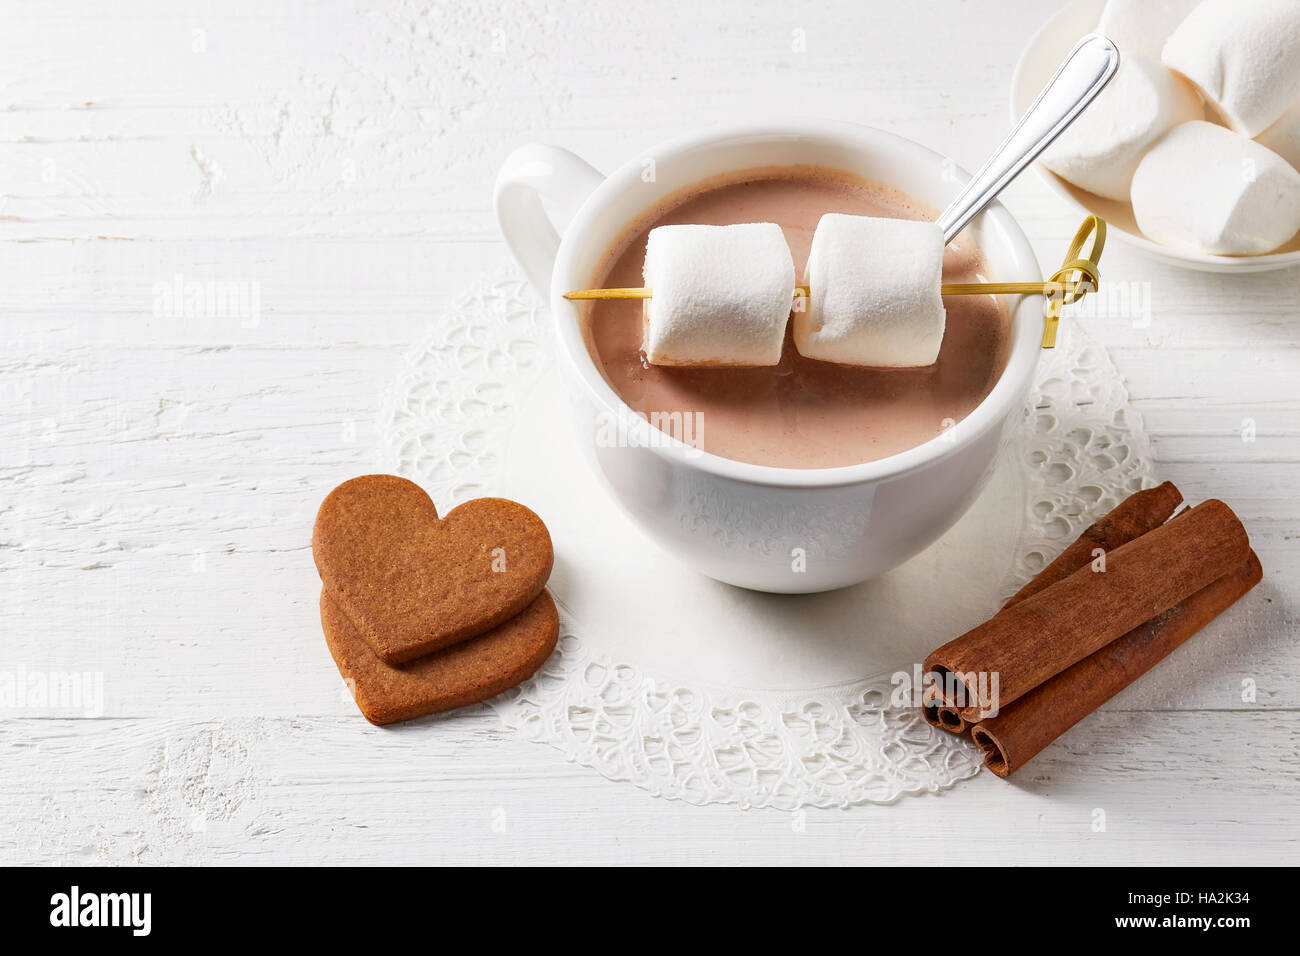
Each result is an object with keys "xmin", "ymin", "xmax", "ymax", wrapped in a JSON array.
[
  {"xmin": 794, "ymin": 214, "xmax": 946, "ymax": 368},
  {"xmin": 1131, "ymin": 121, "xmax": 1300, "ymax": 254},
  {"xmin": 1257, "ymin": 101, "xmax": 1300, "ymax": 173},
  {"xmin": 1096, "ymin": 0, "xmax": 1201, "ymax": 61},
  {"xmin": 641, "ymin": 223, "xmax": 795, "ymax": 367},
  {"xmin": 1162, "ymin": 0, "xmax": 1300, "ymax": 137},
  {"xmin": 1040, "ymin": 51, "xmax": 1202, "ymax": 201}
]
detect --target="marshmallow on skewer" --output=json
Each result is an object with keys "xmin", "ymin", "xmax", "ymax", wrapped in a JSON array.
[
  {"xmin": 641, "ymin": 223, "xmax": 796, "ymax": 367},
  {"xmin": 1131, "ymin": 121, "xmax": 1300, "ymax": 255},
  {"xmin": 794, "ymin": 214, "xmax": 946, "ymax": 368},
  {"xmin": 1040, "ymin": 51, "xmax": 1202, "ymax": 201},
  {"xmin": 1257, "ymin": 101, "xmax": 1300, "ymax": 174},
  {"xmin": 1162, "ymin": 0, "xmax": 1300, "ymax": 138},
  {"xmin": 1096, "ymin": 0, "xmax": 1201, "ymax": 61}
]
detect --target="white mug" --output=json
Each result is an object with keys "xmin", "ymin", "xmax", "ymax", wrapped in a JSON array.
[{"xmin": 495, "ymin": 120, "xmax": 1043, "ymax": 593}]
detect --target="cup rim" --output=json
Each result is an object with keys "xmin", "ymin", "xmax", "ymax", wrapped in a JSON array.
[{"xmin": 549, "ymin": 119, "xmax": 1044, "ymax": 489}]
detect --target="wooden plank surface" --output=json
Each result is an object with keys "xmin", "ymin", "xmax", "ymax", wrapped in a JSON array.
[{"xmin": 1, "ymin": 0, "xmax": 1297, "ymax": 864}]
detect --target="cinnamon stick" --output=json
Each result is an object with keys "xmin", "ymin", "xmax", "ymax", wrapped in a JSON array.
[
  {"xmin": 922, "ymin": 482, "xmax": 1184, "ymax": 733},
  {"xmin": 1006, "ymin": 482, "xmax": 1185, "ymax": 605},
  {"xmin": 971, "ymin": 550, "xmax": 1262, "ymax": 777},
  {"xmin": 926, "ymin": 498, "xmax": 1250, "ymax": 723}
]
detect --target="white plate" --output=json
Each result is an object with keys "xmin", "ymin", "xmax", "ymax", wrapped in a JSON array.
[{"xmin": 1011, "ymin": 0, "xmax": 1300, "ymax": 273}]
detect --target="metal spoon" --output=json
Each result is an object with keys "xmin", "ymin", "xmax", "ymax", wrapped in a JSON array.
[{"xmin": 937, "ymin": 33, "xmax": 1120, "ymax": 243}]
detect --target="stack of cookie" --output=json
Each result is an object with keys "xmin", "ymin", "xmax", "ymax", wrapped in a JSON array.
[{"xmin": 312, "ymin": 475, "xmax": 559, "ymax": 725}]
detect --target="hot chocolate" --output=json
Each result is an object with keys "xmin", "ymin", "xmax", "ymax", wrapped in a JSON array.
[{"xmin": 582, "ymin": 166, "xmax": 1011, "ymax": 469}]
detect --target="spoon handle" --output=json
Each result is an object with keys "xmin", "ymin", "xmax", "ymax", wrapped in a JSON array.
[{"xmin": 937, "ymin": 33, "xmax": 1120, "ymax": 244}]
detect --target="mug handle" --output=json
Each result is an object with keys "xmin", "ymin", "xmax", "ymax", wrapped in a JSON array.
[{"xmin": 494, "ymin": 144, "xmax": 605, "ymax": 300}]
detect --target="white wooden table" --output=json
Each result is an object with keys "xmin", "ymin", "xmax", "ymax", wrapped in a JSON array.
[{"xmin": 2, "ymin": 0, "xmax": 1296, "ymax": 865}]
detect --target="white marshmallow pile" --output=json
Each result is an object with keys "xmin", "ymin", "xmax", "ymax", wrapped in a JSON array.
[
  {"xmin": 1040, "ymin": 0, "xmax": 1300, "ymax": 255},
  {"xmin": 1097, "ymin": 0, "xmax": 1202, "ymax": 61},
  {"xmin": 641, "ymin": 223, "xmax": 795, "ymax": 367},
  {"xmin": 795, "ymin": 214, "xmax": 947, "ymax": 368},
  {"xmin": 1131, "ymin": 121, "xmax": 1300, "ymax": 255},
  {"xmin": 1162, "ymin": 0, "xmax": 1300, "ymax": 138},
  {"xmin": 639, "ymin": 216, "xmax": 947, "ymax": 369},
  {"xmin": 1041, "ymin": 50, "xmax": 1201, "ymax": 201}
]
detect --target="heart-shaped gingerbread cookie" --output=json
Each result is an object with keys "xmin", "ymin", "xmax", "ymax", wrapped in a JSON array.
[
  {"xmin": 322, "ymin": 588, "xmax": 559, "ymax": 725},
  {"xmin": 313, "ymin": 475, "xmax": 553, "ymax": 664}
]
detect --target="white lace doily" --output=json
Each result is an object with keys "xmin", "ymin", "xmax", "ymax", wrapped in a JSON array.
[{"xmin": 379, "ymin": 269, "xmax": 1159, "ymax": 809}]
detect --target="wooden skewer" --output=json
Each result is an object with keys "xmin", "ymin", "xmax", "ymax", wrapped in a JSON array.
[
  {"xmin": 563, "ymin": 281, "xmax": 1095, "ymax": 301},
  {"xmin": 563, "ymin": 288, "xmax": 652, "ymax": 300},
  {"xmin": 562, "ymin": 215, "xmax": 1106, "ymax": 350}
]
